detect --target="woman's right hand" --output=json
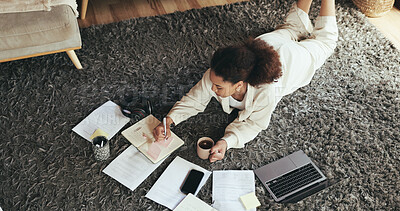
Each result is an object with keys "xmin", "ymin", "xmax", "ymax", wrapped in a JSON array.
[{"xmin": 153, "ymin": 117, "xmax": 173, "ymax": 142}]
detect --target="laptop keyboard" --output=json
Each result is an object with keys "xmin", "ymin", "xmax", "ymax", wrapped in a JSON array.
[{"xmin": 267, "ymin": 163, "xmax": 323, "ymax": 199}]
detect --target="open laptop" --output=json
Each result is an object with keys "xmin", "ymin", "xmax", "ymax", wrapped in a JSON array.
[{"xmin": 254, "ymin": 150, "xmax": 332, "ymax": 203}]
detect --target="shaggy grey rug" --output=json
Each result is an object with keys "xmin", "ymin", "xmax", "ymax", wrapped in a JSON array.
[{"xmin": 0, "ymin": 0, "xmax": 399, "ymax": 210}]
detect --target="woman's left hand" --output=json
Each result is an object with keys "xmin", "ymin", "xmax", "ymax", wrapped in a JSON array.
[{"xmin": 209, "ymin": 140, "xmax": 227, "ymax": 163}]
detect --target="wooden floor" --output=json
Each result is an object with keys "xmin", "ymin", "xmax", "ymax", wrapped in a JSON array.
[
  {"xmin": 78, "ymin": 0, "xmax": 400, "ymax": 50},
  {"xmin": 78, "ymin": 0, "xmax": 247, "ymax": 27},
  {"xmin": 367, "ymin": 7, "xmax": 400, "ymax": 50}
]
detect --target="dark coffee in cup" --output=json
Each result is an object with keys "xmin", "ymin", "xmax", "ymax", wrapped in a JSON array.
[
  {"xmin": 199, "ymin": 140, "xmax": 213, "ymax": 149},
  {"xmin": 197, "ymin": 137, "xmax": 214, "ymax": 160}
]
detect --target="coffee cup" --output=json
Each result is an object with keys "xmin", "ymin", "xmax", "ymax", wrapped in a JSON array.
[{"xmin": 197, "ymin": 137, "xmax": 214, "ymax": 160}]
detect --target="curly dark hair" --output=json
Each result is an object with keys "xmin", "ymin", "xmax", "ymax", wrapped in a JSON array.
[{"xmin": 210, "ymin": 38, "xmax": 282, "ymax": 86}]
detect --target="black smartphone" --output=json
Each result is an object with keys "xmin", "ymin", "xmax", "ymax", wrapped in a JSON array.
[{"xmin": 180, "ymin": 169, "xmax": 204, "ymax": 194}]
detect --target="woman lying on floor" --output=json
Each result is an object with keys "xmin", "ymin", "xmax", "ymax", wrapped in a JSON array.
[{"xmin": 153, "ymin": 0, "xmax": 338, "ymax": 162}]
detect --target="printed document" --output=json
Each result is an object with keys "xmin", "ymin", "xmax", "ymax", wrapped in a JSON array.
[
  {"xmin": 72, "ymin": 101, "xmax": 130, "ymax": 142},
  {"xmin": 145, "ymin": 156, "xmax": 211, "ymax": 210},
  {"xmin": 103, "ymin": 145, "xmax": 166, "ymax": 191},
  {"xmin": 212, "ymin": 170, "xmax": 256, "ymax": 211}
]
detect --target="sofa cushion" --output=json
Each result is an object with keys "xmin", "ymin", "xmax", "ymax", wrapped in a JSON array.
[{"xmin": 0, "ymin": 5, "xmax": 77, "ymax": 51}]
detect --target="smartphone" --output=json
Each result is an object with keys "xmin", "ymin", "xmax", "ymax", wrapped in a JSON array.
[{"xmin": 180, "ymin": 169, "xmax": 205, "ymax": 194}]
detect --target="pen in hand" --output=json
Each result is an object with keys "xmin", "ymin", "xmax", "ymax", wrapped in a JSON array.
[{"xmin": 163, "ymin": 117, "xmax": 167, "ymax": 142}]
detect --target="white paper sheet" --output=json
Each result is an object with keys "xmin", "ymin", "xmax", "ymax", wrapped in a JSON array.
[
  {"xmin": 212, "ymin": 170, "xmax": 256, "ymax": 211},
  {"xmin": 145, "ymin": 156, "xmax": 212, "ymax": 210},
  {"xmin": 174, "ymin": 193, "xmax": 217, "ymax": 211},
  {"xmin": 102, "ymin": 145, "xmax": 166, "ymax": 191},
  {"xmin": 72, "ymin": 101, "xmax": 130, "ymax": 142}
]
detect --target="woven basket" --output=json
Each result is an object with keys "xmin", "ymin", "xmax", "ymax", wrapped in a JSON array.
[{"xmin": 352, "ymin": 0, "xmax": 395, "ymax": 17}]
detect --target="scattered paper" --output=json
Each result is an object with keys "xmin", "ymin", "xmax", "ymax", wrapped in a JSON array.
[
  {"xmin": 174, "ymin": 193, "xmax": 217, "ymax": 211},
  {"xmin": 212, "ymin": 170, "xmax": 256, "ymax": 211},
  {"xmin": 72, "ymin": 101, "xmax": 130, "ymax": 142},
  {"xmin": 146, "ymin": 156, "xmax": 212, "ymax": 210},
  {"xmin": 103, "ymin": 145, "xmax": 166, "ymax": 191},
  {"xmin": 240, "ymin": 192, "xmax": 261, "ymax": 210}
]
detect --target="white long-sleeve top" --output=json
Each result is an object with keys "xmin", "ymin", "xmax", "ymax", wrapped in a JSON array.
[{"xmin": 168, "ymin": 4, "xmax": 338, "ymax": 149}]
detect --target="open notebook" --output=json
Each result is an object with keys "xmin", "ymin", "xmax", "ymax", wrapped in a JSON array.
[{"xmin": 122, "ymin": 115, "xmax": 184, "ymax": 163}]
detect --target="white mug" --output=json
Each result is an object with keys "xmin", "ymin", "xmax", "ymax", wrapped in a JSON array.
[{"xmin": 197, "ymin": 137, "xmax": 214, "ymax": 160}]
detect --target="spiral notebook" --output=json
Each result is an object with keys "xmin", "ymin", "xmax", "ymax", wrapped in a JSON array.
[{"xmin": 122, "ymin": 115, "xmax": 184, "ymax": 163}]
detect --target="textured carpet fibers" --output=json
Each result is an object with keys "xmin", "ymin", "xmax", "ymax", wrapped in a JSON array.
[{"xmin": 0, "ymin": 0, "xmax": 399, "ymax": 210}]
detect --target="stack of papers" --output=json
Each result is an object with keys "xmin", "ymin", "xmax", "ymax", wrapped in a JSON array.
[
  {"xmin": 212, "ymin": 170, "xmax": 257, "ymax": 211},
  {"xmin": 146, "ymin": 156, "xmax": 212, "ymax": 210}
]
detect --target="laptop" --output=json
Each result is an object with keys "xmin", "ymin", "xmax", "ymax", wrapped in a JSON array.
[{"xmin": 254, "ymin": 150, "xmax": 332, "ymax": 203}]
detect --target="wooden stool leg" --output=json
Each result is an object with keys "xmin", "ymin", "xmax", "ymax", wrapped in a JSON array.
[
  {"xmin": 81, "ymin": 0, "xmax": 89, "ymax": 19},
  {"xmin": 66, "ymin": 50, "xmax": 83, "ymax": 69}
]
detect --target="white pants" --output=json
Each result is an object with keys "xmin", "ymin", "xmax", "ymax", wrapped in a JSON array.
[{"xmin": 258, "ymin": 3, "xmax": 339, "ymax": 70}]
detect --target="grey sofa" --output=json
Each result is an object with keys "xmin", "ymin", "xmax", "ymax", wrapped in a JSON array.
[{"xmin": 0, "ymin": 5, "xmax": 82, "ymax": 69}]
